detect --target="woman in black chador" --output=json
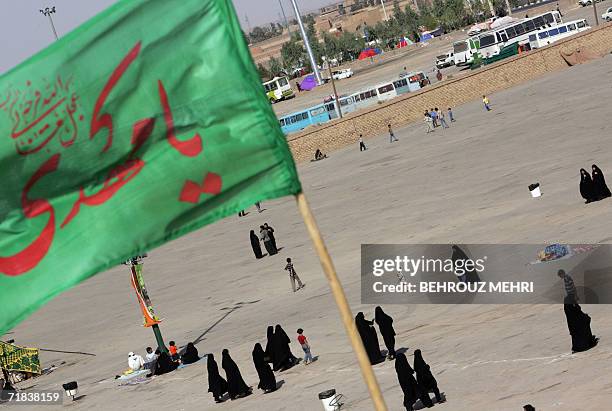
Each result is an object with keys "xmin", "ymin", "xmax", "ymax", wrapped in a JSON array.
[
  {"xmin": 153, "ymin": 351, "xmax": 178, "ymax": 375},
  {"xmin": 264, "ymin": 325, "xmax": 275, "ymax": 364},
  {"xmin": 355, "ymin": 312, "xmax": 385, "ymax": 364},
  {"xmin": 579, "ymin": 168, "xmax": 596, "ymax": 203},
  {"xmin": 413, "ymin": 349, "xmax": 444, "ymax": 404},
  {"xmin": 451, "ymin": 245, "xmax": 480, "ymax": 283},
  {"xmin": 250, "ymin": 230, "xmax": 263, "ymax": 259},
  {"xmin": 374, "ymin": 306, "xmax": 396, "ymax": 360},
  {"xmin": 272, "ymin": 324, "xmax": 298, "ymax": 371},
  {"xmin": 395, "ymin": 352, "xmax": 433, "ymax": 411},
  {"xmin": 181, "ymin": 342, "xmax": 199, "ymax": 364},
  {"xmin": 252, "ymin": 343, "xmax": 277, "ymax": 393},
  {"xmin": 221, "ymin": 349, "xmax": 252, "ymax": 400},
  {"xmin": 591, "ymin": 164, "xmax": 611, "ymax": 200},
  {"xmin": 207, "ymin": 353, "xmax": 228, "ymax": 403},
  {"xmin": 564, "ymin": 303, "xmax": 599, "ymax": 353}
]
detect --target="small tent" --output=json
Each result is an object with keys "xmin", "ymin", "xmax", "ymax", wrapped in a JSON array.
[
  {"xmin": 357, "ymin": 48, "xmax": 381, "ymax": 60},
  {"xmin": 299, "ymin": 75, "xmax": 317, "ymax": 91}
]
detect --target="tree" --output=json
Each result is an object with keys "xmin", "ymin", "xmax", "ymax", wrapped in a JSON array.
[
  {"xmin": 491, "ymin": 0, "xmax": 509, "ymax": 17},
  {"xmin": 306, "ymin": 21, "xmax": 324, "ymax": 65},
  {"xmin": 257, "ymin": 63, "xmax": 271, "ymax": 80},
  {"xmin": 268, "ymin": 57, "xmax": 283, "ymax": 77},
  {"xmin": 281, "ymin": 38, "xmax": 304, "ymax": 71}
]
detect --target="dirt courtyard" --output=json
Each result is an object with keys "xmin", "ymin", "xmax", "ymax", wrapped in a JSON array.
[{"xmin": 7, "ymin": 54, "xmax": 612, "ymax": 411}]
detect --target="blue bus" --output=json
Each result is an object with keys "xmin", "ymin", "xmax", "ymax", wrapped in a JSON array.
[
  {"xmin": 279, "ymin": 102, "xmax": 337, "ymax": 134},
  {"xmin": 279, "ymin": 71, "xmax": 429, "ymax": 135}
]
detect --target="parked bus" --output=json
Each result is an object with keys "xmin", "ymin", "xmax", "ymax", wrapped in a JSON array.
[
  {"xmin": 528, "ymin": 19, "xmax": 590, "ymax": 49},
  {"xmin": 478, "ymin": 11, "xmax": 562, "ymax": 58},
  {"xmin": 279, "ymin": 102, "xmax": 336, "ymax": 134},
  {"xmin": 263, "ymin": 76, "xmax": 294, "ymax": 103},
  {"xmin": 278, "ymin": 71, "xmax": 429, "ymax": 135},
  {"xmin": 453, "ymin": 37, "xmax": 481, "ymax": 66}
]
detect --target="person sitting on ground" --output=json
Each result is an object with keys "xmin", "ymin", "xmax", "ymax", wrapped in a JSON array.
[
  {"xmin": 181, "ymin": 342, "xmax": 200, "ymax": 365},
  {"xmin": 168, "ymin": 341, "xmax": 179, "ymax": 361},
  {"xmin": 144, "ymin": 347, "xmax": 159, "ymax": 370},
  {"xmin": 314, "ymin": 149, "xmax": 327, "ymax": 161},
  {"xmin": 128, "ymin": 351, "xmax": 145, "ymax": 371},
  {"xmin": 152, "ymin": 351, "xmax": 179, "ymax": 376}
]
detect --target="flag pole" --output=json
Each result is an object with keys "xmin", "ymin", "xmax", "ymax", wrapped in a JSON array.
[{"xmin": 295, "ymin": 192, "xmax": 388, "ymax": 411}]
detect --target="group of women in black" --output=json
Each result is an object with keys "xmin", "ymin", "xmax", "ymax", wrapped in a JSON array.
[
  {"xmin": 356, "ymin": 307, "xmax": 444, "ymax": 410},
  {"xmin": 355, "ymin": 307, "xmax": 397, "ymax": 364},
  {"xmin": 264, "ymin": 324, "xmax": 299, "ymax": 371},
  {"xmin": 249, "ymin": 223, "xmax": 278, "ymax": 258},
  {"xmin": 396, "ymin": 350, "xmax": 444, "ymax": 411},
  {"xmin": 579, "ymin": 164, "xmax": 611, "ymax": 203},
  {"xmin": 206, "ymin": 349, "xmax": 252, "ymax": 403},
  {"xmin": 206, "ymin": 324, "xmax": 297, "ymax": 403}
]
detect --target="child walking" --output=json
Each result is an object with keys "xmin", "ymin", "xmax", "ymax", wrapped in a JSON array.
[
  {"xmin": 447, "ymin": 107, "xmax": 455, "ymax": 122},
  {"xmin": 359, "ymin": 134, "xmax": 367, "ymax": 151},
  {"xmin": 483, "ymin": 95, "xmax": 491, "ymax": 111},
  {"xmin": 285, "ymin": 258, "xmax": 305, "ymax": 292},
  {"xmin": 388, "ymin": 124, "xmax": 398, "ymax": 143},
  {"xmin": 297, "ymin": 328, "xmax": 313, "ymax": 365}
]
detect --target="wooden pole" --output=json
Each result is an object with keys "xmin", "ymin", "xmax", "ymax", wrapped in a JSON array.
[{"xmin": 295, "ymin": 192, "xmax": 388, "ymax": 411}]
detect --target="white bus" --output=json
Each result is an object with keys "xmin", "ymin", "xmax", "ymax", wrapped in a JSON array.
[
  {"xmin": 263, "ymin": 76, "xmax": 294, "ymax": 103},
  {"xmin": 453, "ymin": 37, "xmax": 481, "ymax": 66},
  {"xmin": 478, "ymin": 11, "xmax": 562, "ymax": 58},
  {"xmin": 528, "ymin": 19, "xmax": 590, "ymax": 49}
]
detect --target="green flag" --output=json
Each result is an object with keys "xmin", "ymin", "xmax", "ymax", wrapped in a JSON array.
[{"xmin": 0, "ymin": 0, "xmax": 301, "ymax": 335}]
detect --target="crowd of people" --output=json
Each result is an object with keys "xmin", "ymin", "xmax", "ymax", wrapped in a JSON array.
[
  {"xmin": 355, "ymin": 307, "xmax": 445, "ymax": 410},
  {"xmin": 423, "ymin": 107, "xmax": 455, "ymax": 133},
  {"xmin": 579, "ymin": 164, "xmax": 611, "ymax": 204},
  {"xmin": 205, "ymin": 324, "xmax": 314, "ymax": 403},
  {"xmin": 125, "ymin": 340, "xmax": 201, "ymax": 378}
]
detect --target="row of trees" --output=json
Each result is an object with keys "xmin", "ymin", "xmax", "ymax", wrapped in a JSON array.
[{"xmin": 257, "ymin": 0, "xmax": 505, "ymax": 80}]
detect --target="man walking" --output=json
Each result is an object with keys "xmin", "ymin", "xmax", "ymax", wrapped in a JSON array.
[
  {"xmin": 558, "ymin": 269, "xmax": 578, "ymax": 303},
  {"xmin": 437, "ymin": 108, "xmax": 449, "ymax": 129},
  {"xmin": 429, "ymin": 108, "xmax": 438, "ymax": 127},
  {"xmin": 285, "ymin": 258, "xmax": 304, "ymax": 292},
  {"xmin": 359, "ymin": 134, "xmax": 367, "ymax": 151},
  {"xmin": 388, "ymin": 124, "xmax": 398, "ymax": 143}
]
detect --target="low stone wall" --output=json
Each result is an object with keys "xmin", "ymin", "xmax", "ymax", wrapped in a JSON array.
[{"xmin": 287, "ymin": 23, "xmax": 612, "ymax": 162}]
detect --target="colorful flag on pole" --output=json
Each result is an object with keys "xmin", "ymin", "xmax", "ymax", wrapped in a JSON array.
[{"xmin": 0, "ymin": 0, "xmax": 301, "ymax": 336}]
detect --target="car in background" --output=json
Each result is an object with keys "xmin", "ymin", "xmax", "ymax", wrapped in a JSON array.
[
  {"xmin": 435, "ymin": 51, "xmax": 455, "ymax": 69},
  {"xmin": 331, "ymin": 68, "xmax": 353, "ymax": 80},
  {"xmin": 579, "ymin": 0, "xmax": 601, "ymax": 6},
  {"xmin": 602, "ymin": 6, "xmax": 612, "ymax": 21}
]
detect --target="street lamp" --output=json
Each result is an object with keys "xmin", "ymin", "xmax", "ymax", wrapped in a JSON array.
[
  {"xmin": 39, "ymin": 6, "xmax": 59, "ymax": 41},
  {"xmin": 289, "ymin": 0, "xmax": 323, "ymax": 85}
]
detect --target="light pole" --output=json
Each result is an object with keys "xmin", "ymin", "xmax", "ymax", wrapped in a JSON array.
[
  {"xmin": 380, "ymin": 0, "xmax": 389, "ymax": 21},
  {"xmin": 289, "ymin": 0, "xmax": 323, "ymax": 85},
  {"xmin": 592, "ymin": 1, "xmax": 599, "ymax": 26},
  {"xmin": 325, "ymin": 58, "xmax": 342, "ymax": 119},
  {"xmin": 39, "ymin": 6, "xmax": 59, "ymax": 41}
]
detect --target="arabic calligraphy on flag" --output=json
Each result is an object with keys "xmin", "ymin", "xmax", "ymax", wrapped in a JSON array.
[{"xmin": 0, "ymin": 0, "xmax": 301, "ymax": 335}]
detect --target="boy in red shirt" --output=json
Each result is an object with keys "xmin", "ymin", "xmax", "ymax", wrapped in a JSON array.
[
  {"xmin": 297, "ymin": 328, "xmax": 313, "ymax": 365},
  {"xmin": 168, "ymin": 341, "xmax": 179, "ymax": 361}
]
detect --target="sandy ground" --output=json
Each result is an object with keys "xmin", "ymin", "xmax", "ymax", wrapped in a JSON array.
[
  {"xmin": 273, "ymin": 1, "xmax": 610, "ymax": 118},
  {"xmin": 4, "ymin": 45, "xmax": 612, "ymax": 411}
]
